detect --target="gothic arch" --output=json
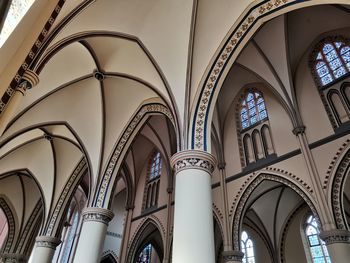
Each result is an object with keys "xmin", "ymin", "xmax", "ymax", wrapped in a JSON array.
[
  {"xmin": 126, "ymin": 217, "xmax": 165, "ymax": 263},
  {"xmin": 94, "ymin": 100, "xmax": 176, "ymax": 209},
  {"xmin": 44, "ymin": 158, "xmax": 87, "ymax": 237},
  {"xmin": 231, "ymin": 173, "xmax": 319, "ymax": 250},
  {"xmin": 189, "ymin": 0, "xmax": 350, "ymax": 152},
  {"xmin": 0, "ymin": 196, "xmax": 16, "ymax": 254},
  {"xmin": 329, "ymin": 146, "xmax": 350, "ymax": 229}
]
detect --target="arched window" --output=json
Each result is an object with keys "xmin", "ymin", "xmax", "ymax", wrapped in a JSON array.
[
  {"xmin": 149, "ymin": 151, "xmax": 162, "ymax": 180},
  {"xmin": 238, "ymin": 89, "xmax": 274, "ymax": 167},
  {"xmin": 143, "ymin": 151, "xmax": 162, "ymax": 211},
  {"xmin": 313, "ymin": 39, "xmax": 350, "ymax": 87},
  {"xmin": 240, "ymin": 231, "xmax": 255, "ymax": 263},
  {"xmin": 240, "ymin": 91, "xmax": 268, "ymax": 130},
  {"xmin": 137, "ymin": 244, "xmax": 152, "ymax": 263},
  {"xmin": 305, "ymin": 215, "xmax": 331, "ymax": 263}
]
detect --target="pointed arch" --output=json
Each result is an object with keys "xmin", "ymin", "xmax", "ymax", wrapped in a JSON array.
[
  {"xmin": 0, "ymin": 196, "xmax": 16, "ymax": 254},
  {"xmin": 94, "ymin": 100, "xmax": 176, "ymax": 209},
  {"xmin": 190, "ymin": 0, "xmax": 350, "ymax": 152},
  {"xmin": 126, "ymin": 217, "xmax": 165, "ymax": 263},
  {"xmin": 231, "ymin": 173, "xmax": 319, "ymax": 250}
]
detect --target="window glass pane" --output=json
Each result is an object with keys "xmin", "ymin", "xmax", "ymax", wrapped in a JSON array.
[
  {"xmin": 329, "ymin": 58, "xmax": 342, "ymax": 70},
  {"xmin": 317, "ymin": 65, "xmax": 330, "ymax": 78},
  {"xmin": 321, "ymin": 74, "xmax": 333, "ymax": 86},
  {"xmin": 240, "ymin": 91, "xmax": 268, "ymax": 129},
  {"xmin": 335, "ymin": 42, "xmax": 343, "ymax": 49},
  {"xmin": 334, "ymin": 67, "xmax": 347, "ymax": 79},
  {"xmin": 247, "ymin": 93, "xmax": 254, "ymax": 101},
  {"xmin": 323, "ymin": 44, "xmax": 334, "ymax": 54},
  {"xmin": 259, "ymin": 110, "xmax": 267, "ymax": 120},
  {"xmin": 316, "ymin": 52, "xmax": 323, "ymax": 60},
  {"xmin": 325, "ymin": 50, "xmax": 338, "ymax": 62},
  {"xmin": 308, "ymin": 235, "xmax": 319, "ymax": 246},
  {"xmin": 342, "ymin": 51, "xmax": 350, "ymax": 63}
]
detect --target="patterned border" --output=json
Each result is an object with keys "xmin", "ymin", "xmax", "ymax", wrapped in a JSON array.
[
  {"xmin": 0, "ymin": 198, "xmax": 16, "ymax": 254},
  {"xmin": 95, "ymin": 103, "xmax": 174, "ymax": 208},
  {"xmin": 0, "ymin": 0, "xmax": 66, "ymax": 113},
  {"xmin": 45, "ymin": 158, "xmax": 86, "ymax": 236},
  {"xmin": 331, "ymin": 146, "xmax": 350, "ymax": 230},
  {"xmin": 231, "ymin": 173, "xmax": 318, "ymax": 249},
  {"xmin": 191, "ymin": 0, "xmax": 309, "ymax": 150},
  {"xmin": 320, "ymin": 229, "xmax": 350, "ymax": 245},
  {"xmin": 15, "ymin": 201, "xmax": 42, "ymax": 254}
]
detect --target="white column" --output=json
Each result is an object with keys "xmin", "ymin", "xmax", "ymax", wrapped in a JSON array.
[
  {"xmin": 30, "ymin": 236, "xmax": 61, "ymax": 263},
  {"xmin": 73, "ymin": 207, "xmax": 114, "ymax": 263},
  {"xmin": 320, "ymin": 229, "xmax": 350, "ymax": 263},
  {"xmin": 2, "ymin": 253, "xmax": 28, "ymax": 263},
  {"xmin": 222, "ymin": 250, "xmax": 244, "ymax": 263},
  {"xmin": 170, "ymin": 150, "xmax": 216, "ymax": 263}
]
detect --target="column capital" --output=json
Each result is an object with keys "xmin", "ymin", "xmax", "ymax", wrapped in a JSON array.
[
  {"xmin": 292, "ymin": 125, "xmax": 306, "ymax": 136},
  {"xmin": 16, "ymin": 70, "xmax": 39, "ymax": 95},
  {"xmin": 320, "ymin": 229, "xmax": 350, "ymax": 245},
  {"xmin": 170, "ymin": 150, "xmax": 217, "ymax": 174},
  {"xmin": 221, "ymin": 250, "xmax": 244, "ymax": 262},
  {"xmin": 35, "ymin": 236, "xmax": 61, "ymax": 249},
  {"xmin": 82, "ymin": 207, "xmax": 114, "ymax": 225},
  {"xmin": 2, "ymin": 253, "xmax": 27, "ymax": 263}
]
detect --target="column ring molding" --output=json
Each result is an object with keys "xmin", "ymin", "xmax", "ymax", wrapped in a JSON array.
[
  {"xmin": 320, "ymin": 229, "xmax": 350, "ymax": 245},
  {"xmin": 35, "ymin": 236, "xmax": 61, "ymax": 249},
  {"xmin": 170, "ymin": 150, "xmax": 217, "ymax": 174},
  {"xmin": 82, "ymin": 207, "xmax": 114, "ymax": 225}
]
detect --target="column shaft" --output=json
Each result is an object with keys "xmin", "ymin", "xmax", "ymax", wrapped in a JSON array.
[
  {"xmin": 320, "ymin": 229, "xmax": 350, "ymax": 263},
  {"xmin": 73, "ymin": 207, "xmax": 114, "ymax": 263},
  {"xmin": 30, "ymin": 236, "xmax": 61, "ymax": 263},
  {"xmin": 171, "ymin": 150, "xmax": 216, "ymax": 263}
]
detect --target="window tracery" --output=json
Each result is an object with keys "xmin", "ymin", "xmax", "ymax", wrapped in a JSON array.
[
  {"xmin": 240, "ymin": 231, "xmax": 255, "ymax": 263},
  {"xmin": 305, "ymin": 215, "xmax": 331, "ymax": 263},
  {"xmin": 237, "ymin": 89, "xmax": 275, "ymax": 167},
  {"xmin": 311, "ymin": 37, "xmax": 350, "ymax": 129},
  {"xmin": 143, "ymin": 151, "xmax": 162, "ymax": 211}
]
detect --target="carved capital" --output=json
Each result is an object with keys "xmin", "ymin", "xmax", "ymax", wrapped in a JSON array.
[
  {"xmin": 2, "ymin": 253, "xmax": 27, "ymax": 263},
  {"xmin": 16, "ymin": 70, "xmax": 39, "ymax": 95},
  {"xmin": 292, "ymin": 125, "xmax": 306, "ymax": 136},
  {"xmin": 320, "ymin": 229, "xmax": 350, "ymax": 245},
  {"xmin": 82, "ymin": 207, "xmax": 114, "ymax": 225},
  {"xmin": 36, "ymin": 236, "xmax": 61, "ymax": 249},
  {"xmin": 221, "ymin": 250, "xmax": 244, "ymax": 262},
  {"xmin": 170, "ymin": 150, "xmax": 217, "ymax": 174}
]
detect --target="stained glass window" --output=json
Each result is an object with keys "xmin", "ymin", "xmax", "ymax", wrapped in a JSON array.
[
  {"xmin": 314, "ymin": 40, "xmax": 350, "ymax": 86},
  {"xmin": 305, "ymin": 215, "xmax": 331, "ymax": 263},
  {"xmin": 0, "ymin": 0, "xmax": 36, "ymax": 47},
  {"xmin": 240, "ymin": 91, "xmax": 268, "ymax": 130},
  {"xmin": 149, "ymin": 151, "xmax": 162, "ymax": 180},
  {"xmin": 137, "ymin": 244, "xmax": 152, "ymax": 263},
  {"xmin": 241, "ymin": 231, "xmax": 255, "ymax": 263}
]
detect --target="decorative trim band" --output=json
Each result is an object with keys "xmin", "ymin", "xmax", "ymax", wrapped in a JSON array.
[
  {"xmin": 82, "ymin": 207, "xmax": 114, "ymax": 225},
  {"xmin": 222, "ymin": 250, "xmax": 244, "ymax": 262},
  {"xmin": 320, "ymin": 229, "xmax": 350, "ymax": 245},
  {"xmin": 35, "ymin": 236, "xmax": 61, "ymax": 249},
  {"xmin": 171, "ymin": 150, "xmax": 217, "ymax": 174},
  {"xmin": 1, "ymin": 253, "xmax": 27, "ymax": 263}
]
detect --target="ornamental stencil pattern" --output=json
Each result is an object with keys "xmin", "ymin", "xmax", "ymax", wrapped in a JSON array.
[
  {"xmin": 0, "ymin": 198, "xmax": 15, "ymax": 253},
  {"xmin": 192, "ymin": 0, "xmax": 302, "ymax": 150},
  {"xmin": 45, "ymin": 158, "xmax": 86, "ymax": 236},
  {"xmin": 95, "ymin": 103, "xmax": 174, "ymax": 208}
]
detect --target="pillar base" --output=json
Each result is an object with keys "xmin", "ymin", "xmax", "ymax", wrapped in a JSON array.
[{"xmin": 222, "ymin": 250, "xmax": 244, "ymax": 263}]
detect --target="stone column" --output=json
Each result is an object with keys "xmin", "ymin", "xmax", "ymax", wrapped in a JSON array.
[
  {"xmin": 320, "ymin": 229, "xmax": 350, "ymax": 263},
  {"xmin": 221, "ymin": 250, "xmax": 244, "ymax": 263},
  {"xmin": 2, "ymin": 253, "xmax": 28, "ymax": 263},
  {"xmin": 73, "ymin": 207, "xmax": 114, "ymax": 263},
  {"xmin": 119, "ymin": 206, "xmax": 134, "ymax": 263},
  {"xmin": 0, "ymin": 70, "xmax": 39, "ymax": 135},
  {"xmin": 30, "ymin": 236, "xmax": 61, "ymax": 263},
  {"xmin": 170, "ymin": 150, "xmax": 216, "ymax": 263}
]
